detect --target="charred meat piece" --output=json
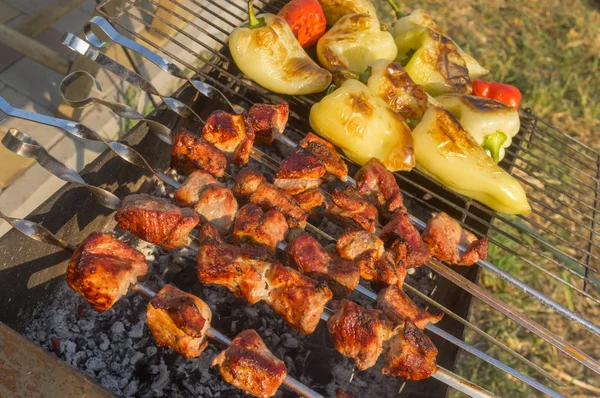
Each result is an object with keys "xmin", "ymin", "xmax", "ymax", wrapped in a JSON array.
[
  {"xmin": 286, "ymin": 234, "xmax": 360, "ymax": 296},
  {"xmin": 233, "ymin": 204, "xmax": 288, "ymax": 254},
  {"xmin": 325, "ymin": 188, "xmax": 378, "ymax": 233},
  {"xmin": 355, "ymin": 158, "xmax": 405, "ymax": 217},
  {"xmin": 67, "ymin": 233, "xmax": 148, "ymax": 312},
  {"xmin": 244, "ymin": 103, "xmax": 289, "ymax": 146},
  {"xmin": 293, "ymin": 188, "xmax": 324, "ymax": 212},
  {"xmin": 234, "ymin": 168, "xmax": 307, "ymax": 230},
  {"xmin": 202, "ymin": 110, "xmax": 254, "ymax": 167},
  {"xmin": 274, "ymin": 146, "xmax": 326, "ymax": 195},
  {"xmin": 380, "ymin": 212, "xmax": 431, "ymax": 268},
  {"xmin": 299, "ymin": 132, "xmax": 348, "ymax": 181},
  {"xmin": 193, "ymin": 186, "xmax": 238, "ymax": 235},
  {"xmin": 115, "ymin": 194, "xmax": 199, "ymax": 249},
  {"xmin": 422, "ymin": 212, "xmax": 488, "ymax": 266},
  {"xmin": 211, "ymin": 329, "xmax": 287, "ymax": 398},
  {"xmin": 171, "ymin": 128, "xmax": 227, "ymax": 177},
  {"xmin": 175, "ymin": 170, "xmax": 223, "ymax": 206},
  {"xmin": 382, "ymin": 320, "xmax": 438, "ymax": 380},
  {"xmin": 327, "ymin": 300, "xmax": 396, "ymax": 370},
  {"xmin": 377, "ymin": 285, "xmax": 443, "ymax": 329},
  {"xmin": 197, "ymin": 224, "xmax": 272, "ymax": 305},
  {"xmin": 336, "ymin": 389, "xmax": 354, "ymax": 398},
  {"xmin": 266, "ymin": 262, "xmax": 333, "ymax": 334},
  {"xmin": 146, "ymin": 284, "xmax": 212, "ymax": 358}
]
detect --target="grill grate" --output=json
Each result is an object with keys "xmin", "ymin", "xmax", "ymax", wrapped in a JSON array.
[{"xmin": 92, "ymin": 0, "xmax": 600, "ymax": 395}]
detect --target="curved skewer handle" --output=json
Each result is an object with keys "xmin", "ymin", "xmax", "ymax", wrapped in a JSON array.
[{"xmin": 2, "ymin": 129, "xmax": 122, "ymax": 210}]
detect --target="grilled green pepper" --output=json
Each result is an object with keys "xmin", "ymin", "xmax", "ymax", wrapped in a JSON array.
[
  {"xmin": 332, "ymin": 59, "xmax": 429, "ymax": 121},
  {"xmin": 391, "ymin": 8, "xmax": 489, "ymax": 79},
  {"xmin": 317, "ymin": 13, "xmax": 397, "ymax": 73},
  {"xmin": 412, "ymin": 106, "xmax": 530, "ymax": 214},
  {"xmin": 309, "ymin": 79, "xmax": 415, "ymax": 172},
  {"xmin": 229, "ymin": 1, "xmax": 331, "ymax": 95},
  {"xmin": 435, "ymin": 94, "xmax": 520, "ymax": 163}
]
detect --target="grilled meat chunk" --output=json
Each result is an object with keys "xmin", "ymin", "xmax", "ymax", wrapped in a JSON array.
[
  {"xmin": 380, "ymin": 212, "xmax": 431, "ymax": 268},
  {"xmin": 337, "ymin": 230, "xmax": 405, "ymax": 287},
  {"xmin": 265, "ymin": 262, "xmax": 333, "ymax": 334},
  {"xmin": 327, "ymin": 300, "xmax": 396, "ymax": 370},
  {"xmin": 197, "ymin": 224, "xmax": 272, "ymax": 304},
  {"xmin": 194, "ymin": 186, "xmax": 238, "ymax": 235},
  {"xmin": 377, "ymin": 285, "xmax": 443, "ymax": 329},
  {"xmin": 202, "ymin": 110, "xmax": 254, "ymax": 167},
  {"xmin": 337, "ymin": 229, "xmax": 385, "ymax": 260},
  {"xmin": 355, "ymin": 158, "xmax": 405, "ymax": 217},
  {"xmin": 146, "ymin": 284, "xmax": 212, "ymax": 358},
  {"xmin": 382, "ymin": 320, "xmax": 438, "ymax": 380},
  {"xmin": 115, "ymin": 194, "xmax": 199, "ymax": 249},
  {"xmin": 274, "ymin": 147, "xmax": 326, "ymax": 195},
  {"xmin": 234, "ymin": 168, "xmax": 307, "ymax": 230},
  {"xmin": 212, "ymin": 329, "xmax": 287, "ymax": 398},
  {"xmin": 325, "ymin": 188, "xmax": 378, "ymax": 233},
  {"xmin": 299, "ymin": 132, "xmax": 348, "ymax": 181},
  {"xmin": 233, "ymin": 204, "xmax": 288, "ymax": 254},
  {"xmin": 286, "ymin": 234, "xmax": 360, "ymax": 296},
  {"xmin": 175, "ymin": 170, "xmax": 222, "ymax": 206},
  {"xmin": 422, "ymin": 212, "xmax": 488, "ymax": 266},
  {"xmin": 67, "ymin": 233, "xmax": 148, "ymax": 312},
  {"xmin": 244, "ymin": 103, "xmax": 289, "ymax": 146},
  {"xmin": 293, "ymin": 188, "xmax": 324, "ymax": 212},
  {"xmin": 171, "ymin": 128, "xmax": 227, "ymax": 177}
]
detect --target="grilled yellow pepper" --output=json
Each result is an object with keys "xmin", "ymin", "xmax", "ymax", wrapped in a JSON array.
[
  {"xmin": 332, "ymin": 59, "xmax": 429, "ymax": 121},
  {"xmin": 229, "ymin": 1, "xmax": 331, "ymax": 95},
  {"xmin": 392, "ymin": 25, "xmax": 470, "ymax": 96},
  {"xmin": 412, "ymin": 106, "xmax": 530, "ymax": 214},
  {"xmin": 317, "ymin": 13, "xmax": 397, "ymax": 73},
  {"xmin": 317, "ymin": 0, "xmax": 378, "ymax": 25},
  {"xmin": 309, "ymin": 79, "xmax": 415, "ymax": 172},
  {"xmin": 391, "ymin": 9, "xmax": 489, "ymax": 79},
  {"xmin": 435, "ymin": 94, "xmax": 520, "ymax": 163}
]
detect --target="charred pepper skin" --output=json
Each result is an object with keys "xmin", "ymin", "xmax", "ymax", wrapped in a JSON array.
[
  {"xmin": 229, "ymin": 1, "xmax": 331, "ymax": 95},
  {"xmin": 411, "ymin": 106, "xmax": 530, "ymax": 215}
]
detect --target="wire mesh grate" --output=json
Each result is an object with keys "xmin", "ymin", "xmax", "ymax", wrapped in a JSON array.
[{"xmin": 94, "ymin": 0, "xmax": 600, "ymax": 395}]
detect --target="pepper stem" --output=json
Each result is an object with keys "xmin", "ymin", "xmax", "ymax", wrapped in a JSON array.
[
  {"xmin": 386, "ymin": 0, "xmax": 405, "ymax": 19},
  {"xmin": 481, "ymin": 131, "xmax": 507, "ymax": 163},
  {"xmin": 247, "ymin": 1, "xmax": 264, "ymax": 28}
]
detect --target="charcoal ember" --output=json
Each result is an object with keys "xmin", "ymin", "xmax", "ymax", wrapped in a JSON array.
[
  {"xmin": 128, "ymin": 321, "xmax": 145, "ymax": 339},
  {"xmin": 123, "ymin": 380, "xmax": 138, "ymax": 397},
  {"xmin": 146, "ymin": 346, "xmax": 158, "ymax": 358},
  {"xmin": 110, "ymin": 321, "xmax": 126, "ymax": 341},
  {"xmin": 100, "ymin": 374, "xmax": 121, "ymax": 394},
  {"xmin": 86, "ymin": 356, "xmax": 105, "ymax": 372}
]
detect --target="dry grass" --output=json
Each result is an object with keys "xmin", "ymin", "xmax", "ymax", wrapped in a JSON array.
[{"xmin": 369, "ymin": 0, "xmax": 600, "ymax": 396}]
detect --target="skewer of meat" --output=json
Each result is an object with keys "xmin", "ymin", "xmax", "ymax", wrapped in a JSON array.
[{"xmin": 66, "ymin": 231, "xmax": 321, "ymax": 398}]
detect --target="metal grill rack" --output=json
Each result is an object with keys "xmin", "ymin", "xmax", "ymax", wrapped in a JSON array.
[{"xmin": 71, "ymin": 0, "xmax": 599, "ymax": 395}]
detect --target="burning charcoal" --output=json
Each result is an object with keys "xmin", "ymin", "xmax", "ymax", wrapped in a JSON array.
[
  {"xmin": 86, "ymin": 357, "xmax": 105, "ymax": 372},
  {"xmin": 146, "ymin": 346, "xmax": 158, "ymax": 358},
  {"xmin": 110, "ymin": 321, "xmax": 126, "ymax": 341}
]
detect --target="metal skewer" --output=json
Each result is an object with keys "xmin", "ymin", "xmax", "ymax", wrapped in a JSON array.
[
  {"xmin": 1, "ymin": 130, "xmax": 562, "ymax": 397},
  {"xmin": 83, "ymin": 16, "xmax": 245, "ymax": 115},
  {"xmin": 59, "ymin": 70, "xmax": 173, "ymax": 144},
  {"xmin": 61, "ymin": 32, "xmax": 204, "ymax": 123},
  {"xmin": 0, "ymin": 95, "xmax": 180, "ymax": 189}
]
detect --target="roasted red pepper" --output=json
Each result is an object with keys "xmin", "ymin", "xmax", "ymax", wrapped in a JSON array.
[
  {"xmin": 472, "ymin": 80, "xmax": 522, "ymax": 109},
  {"xmin": 278, "ymin": 0, "xmax": 326, "ymax": 47}
]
